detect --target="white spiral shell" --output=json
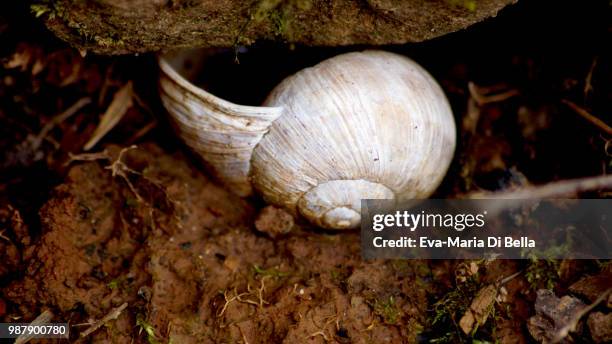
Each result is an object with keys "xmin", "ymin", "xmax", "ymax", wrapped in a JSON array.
[{"xmin": 159, "ymin": 50, "xmax": 456, "ymax": 230}]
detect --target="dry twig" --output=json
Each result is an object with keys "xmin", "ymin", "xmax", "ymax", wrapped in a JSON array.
[
  {"xmin": 14, "ymin": 310, "xmax": 54, "ymax": 344},
  {"xmin": 468, "ymin": 82, "xmax": 519, "ymax": 106},
  {"xmin": 0, "ymin": 229, "xmax": 11, "ymax": 242},
  {"xmin": 79, "ymin": 302, "xmax": 128, "ymax": 338},
  {"xmin": 562, "ymin": 99, "xmax": 612, "ymax": 136},
  {"xmin": 33, "ymin": 97, "xmax": 92, "ymax": 150},
  {"xmin": 466, "ymin": 174, "xmax": 612, "ymax": 200},
  {"xmin": 66, "ymin": 150, "xmax": 109, "ymax": 164},
  {"xmin": 126, "ymin": 120, "xmax": 157, "ymax": 145},
  {"xmin": 584, "ymin": 56, "xmax": 598, "ymax": 99}
]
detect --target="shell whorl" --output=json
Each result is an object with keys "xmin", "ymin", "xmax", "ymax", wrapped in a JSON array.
[
  {"xmin": 159, "ymin": 49, "xmax": 456, "ymax": 230},
  {"xmin": 298, "ymin": 180, "xmax": 394, "ymax": 229},
  {"xmin": 250, "ymin": 50, "xmax": 456, "ymax": 229},
  {"xmin": 158, "ymin": 51, "xmax": 282, "ymax": 196}
]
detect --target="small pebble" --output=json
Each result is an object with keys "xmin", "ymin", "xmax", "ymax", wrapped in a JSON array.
[{"xmin": 254, "ymin": 206, "xmax": 294, "ymax": 238}]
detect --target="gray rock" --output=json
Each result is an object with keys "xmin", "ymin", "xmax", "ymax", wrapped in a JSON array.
[
  {"xmin": 588, "ymin": 312, "xmax": 612, "ymax": 344},
  {"xmin": 527, "ymin": 289, "xmax": 587, "ymax": 343},
  {"xmin": 39, "ymin": 0, "xmax": 516, "ymax": 55}
]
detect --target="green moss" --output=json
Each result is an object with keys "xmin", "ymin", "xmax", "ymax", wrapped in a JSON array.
[
  {"xmin": 329, "ymin": 268, "xmax": 350, "ymax": 286},
  {"xmin": 30, "ymin": 4, "xmax": 51, "ymax": 18},
  {"xmin": 107, "ymin": 279, "xmax": 120, "ymax": 290},
  {"xmin": 525, "ymin": 258, "xmax": 559, "ymax": 291},
  {"xmin": 251, "ymin": 0, "xmax": 313, "ymax": 39},
  {"xmin": 253, "ymin": 0, "xmax": 284, "ymax": 22},
  {"xmin": 447, "ymin": 0, "xmax": 478, "ymax": 11},
  {"xmin": 429, "ymin": 276, "xmax": 480, "ymax": 343},
  {"xmin": 38, "ymin": 0, "xmax": 126, "ymax": 49},
  {"xmin": 269, "ymin": 10, "xmax": 287, "ymax": 36},
  {"xmin": 136, "ymin": 314, "xmax": 160, "ymax": 344},
  {"xmin": 597, "ymin": 259, "xmax": 611, "ymax": 269},
  {"xmin": 372, "ymin": 296, "xmax": 402, "ymax": 325},
  {"xmin": 94, "ymin": 35, "xmax": 126, "ymax": 48}
]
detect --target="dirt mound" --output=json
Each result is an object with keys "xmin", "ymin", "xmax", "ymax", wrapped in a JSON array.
[{"xmin": 2, "ymin": 144, "xmax": 427, "ymax": 343}]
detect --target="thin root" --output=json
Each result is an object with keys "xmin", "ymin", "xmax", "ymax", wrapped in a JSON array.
[
  {"xmin": 237, "ymin": 277, "xmax": 270, "ymax": 309},
  {"xmin": 238, "ymin": 325, "xmax": 250, "ymax": 344},
  {"xmin": 104, "ymin": 145, "xmax": 143, "ymax": 202},
  {"xmin": 217, "ymin": 289, "xmax": 239, "ymax": 318},
  {"xmin": 218, "ymin": 278, "xmax": 271, "ymax": 318},
  {"xmin": 308, "ymin": 331, "xmax": 330, "ymax": 341}
]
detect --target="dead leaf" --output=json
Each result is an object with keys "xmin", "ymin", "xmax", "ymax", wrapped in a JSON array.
[
  {"xmin": 459, "ymin": 284, "xmax": 498, "ymax": 334},
  {"xmin": 4, "ymin": 44, "xmax": 47, "ymax": 76},
  {"xmin": 496, "ymin": 286, "xmax": 508, "ymax": 303},
  {"xmin": 59, "ymin": 61, "xmax": 82, "ymax": 87},
  {"xmin": 4, "ymin": 50, "xmax": 31, "ymax": 71},
  {"xmin": 31, "ymin": 58, "xmax": 45, "ymax": 76},
  {"xmin": 470, "ymin": 262, "xmax": 479, "ymax": 276},
  {"xmin": 84, "ymin": 82, "xmax": 133, "ymax": 150},
  {"xmin": 569, "ymin": 272, "xmax": 612, "ymax": 303}
]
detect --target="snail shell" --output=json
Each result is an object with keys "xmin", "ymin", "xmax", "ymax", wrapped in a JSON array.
[{"xmin": 159, "ymin": 50, "xmax": 456, "ymax": 230}]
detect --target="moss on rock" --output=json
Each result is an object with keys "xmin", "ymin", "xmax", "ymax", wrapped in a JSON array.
[{"xmin": 37, "ymin": 0, "xmax": 516, "ymax": 55}]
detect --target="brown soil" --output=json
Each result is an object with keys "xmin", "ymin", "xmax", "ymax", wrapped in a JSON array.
[
  {"xmin": 0, "ymin": 1, "xmax": 611, "ymax": 343},
  {"xmin": 2, "ymin": 144, "xmax": 428, "ymax": 343}
]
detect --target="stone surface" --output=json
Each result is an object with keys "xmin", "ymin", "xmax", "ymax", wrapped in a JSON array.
[
  {"xmin": 255, "ymin": 205, "xmax": 295, "ymax": 238},
  {"xmin": 39, "ymin": 0, "xmax": 516, "ymax": 55},
  {"xmin": 527, "ymin": 289, "xmax": 586, "ymax": 344},
  {"xmin": 588, "ymin": 312, "xmax": 612, "ymax": 344}
]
